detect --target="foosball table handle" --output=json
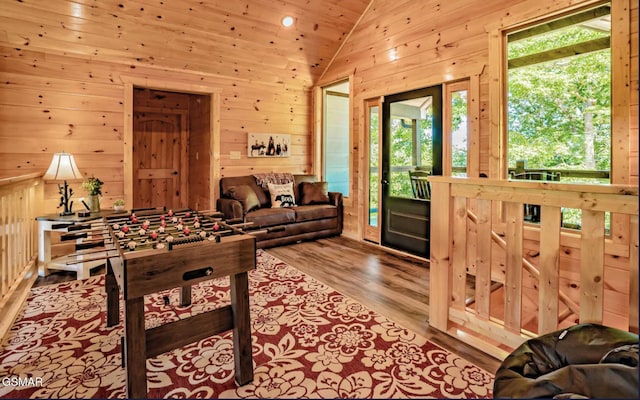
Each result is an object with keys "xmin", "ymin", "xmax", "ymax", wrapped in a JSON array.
[{"xmin": 183, "ymin": 267, "xmax": 214, "ymax": 281}]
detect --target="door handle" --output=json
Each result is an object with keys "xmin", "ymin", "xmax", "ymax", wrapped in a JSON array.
[
  {"xmin": 172, "ymin": 171, "xmax": 178, "ymax": 176},
  {"xmin": 381, "ymin": 179, "xmax": 389, "ymax": 185}
]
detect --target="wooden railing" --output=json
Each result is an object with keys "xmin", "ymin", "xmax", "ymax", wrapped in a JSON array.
[
  {"xmin": 428, "ymin": 176, "xmax": 638, "ymax": 359},
  {"xmin": 0, "ymin": 173, "xmax": 43, "ymax": 338}
]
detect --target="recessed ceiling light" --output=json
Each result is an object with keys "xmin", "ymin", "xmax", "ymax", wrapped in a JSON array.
[{"xmin": 282, "ymin": 16, "xmax": 294, "ymax": 27}]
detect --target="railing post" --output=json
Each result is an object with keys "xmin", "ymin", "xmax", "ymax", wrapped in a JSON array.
[
  {"xmin": 429, "ymin": 179, "xmax": 452, "ymax": 331},
  {"xmin": 629, "ymin": 215, "xmax": 638, "ymax": 333}
]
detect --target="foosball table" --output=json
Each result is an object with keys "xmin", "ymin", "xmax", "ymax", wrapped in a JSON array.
[{"xmin": 101, "ymin": 208, "xmax": 256, "ymax": 398}]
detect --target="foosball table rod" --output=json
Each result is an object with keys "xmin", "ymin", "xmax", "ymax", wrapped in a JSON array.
[
  {"xmin": 244, "ymin": 225, "xmax": 286, "ymax": 236},
  {"xmin": 60, "ymin": 229, "xmax": 110, "ymax": 241},
  {"xmin": 62, "ymin": 250, "xmax": 119, "ymax": 265}
]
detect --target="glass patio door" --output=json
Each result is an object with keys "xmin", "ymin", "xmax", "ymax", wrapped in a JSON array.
[{"xmin": 381, "ymin": 85, "xmax": 442, "ymax": 258}]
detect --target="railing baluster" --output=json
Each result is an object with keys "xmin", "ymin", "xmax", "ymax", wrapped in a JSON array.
[
  {"xmin": 580, "ymin": 210, "xmax": 606, "ymax": 324},
  {"xmin": 475, "ymin": 199, "xmax": 492, "ymax": 319},
  {"xmin": 10, "ymin": 192, "xmax": 16, "ymax": 283},
  {"xmin": 1, "ymin": 194, "xmax": 6, "ymax": 296},
  {"xmin": 539, "ymin": 205, "xmax": 562, "ymax": 334},
  {"xmin": 504, "ymin": 202, "xmax": 523, "ymax": 332},
  {"xmin": 452, "ymin": 196, "xmax": 468, "ymax": 309}
]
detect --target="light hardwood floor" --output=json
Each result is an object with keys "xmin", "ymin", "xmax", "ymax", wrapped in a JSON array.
[
  {"xmin": 33, "ymin": 236, "xmax": 501, "ymax": 373},
  {"xmin": 267, "ymin": 236, "xmax": 501, "ymax": 373}
]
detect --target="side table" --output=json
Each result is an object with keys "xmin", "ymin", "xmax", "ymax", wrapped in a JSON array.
[{"xmin": 36, "ymin": 210, "xmax": 116, "ymax": 280}]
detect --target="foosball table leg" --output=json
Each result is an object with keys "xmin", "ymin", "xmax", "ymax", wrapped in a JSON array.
[
  {"xmin": 124, "ymin": 297, "xmax": 148, "ymax": 399},
  {"xmin": 105, "ymin": 261, "xmax": 120, "ymax": 327},
  {"xmin": 180, "ymin": 285, "xmax": 192, "ymax": 307},
  {"xmin": 230, "ymin": 271, "xmax": 253, "ymax": 385}
]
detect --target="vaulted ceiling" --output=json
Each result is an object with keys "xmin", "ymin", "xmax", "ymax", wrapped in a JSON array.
[{"xmin": 0, "ymin": 0, "xmax": 372, "ymax": 88}]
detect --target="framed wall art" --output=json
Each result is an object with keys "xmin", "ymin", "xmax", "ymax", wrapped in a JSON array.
[{"xmin": 248, "ymin": 133, "xmax": 290, "ymax": 157}]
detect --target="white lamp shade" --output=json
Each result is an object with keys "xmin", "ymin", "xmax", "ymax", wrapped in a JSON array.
[{"xmin": 43, "ymin": 152, "xmax": 83, "ymax": 181}]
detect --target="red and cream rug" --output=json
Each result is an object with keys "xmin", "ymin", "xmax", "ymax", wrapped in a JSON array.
[{"xmin": 0, "ymin": 251, "xmax": 494, "ymax": 398}]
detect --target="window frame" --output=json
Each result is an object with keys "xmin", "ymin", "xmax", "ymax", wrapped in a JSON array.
[
  {"xmin": 505, "ymin": 3, "xmax": 613, "ymax": 184},
  {"xmin": 488, "ymin": 0, "xmax": 630, "ymax": 185},
  {"xmin": 320, "ymin": 78, "xmax": 352, "ymax": 198},
  {"xmin": 444, "ymin": 80, "xmax": 471, "ymax": 177},
  {"xmin": 488, "ymin": 0, "xmax": 631, "ymax": 238}
]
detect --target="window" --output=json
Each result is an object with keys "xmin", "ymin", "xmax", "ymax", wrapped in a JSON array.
[
  {"xmin": 445, "ymin": 81, "xmax": 470, "ymax": 177},
  {"xmin": 507, "ymin": 3, "xmax": 611, "ymax": 184},
  {"xmin": 367, "ymin": 104, "xmax": 380, "ymax": 228},
  {"xmin": 322, "ymin": 81, "xmax": 350, "ymax": 196},
  {"xmin": 506, "ymin": 4, "xmax": 612, "ymax": 229}
]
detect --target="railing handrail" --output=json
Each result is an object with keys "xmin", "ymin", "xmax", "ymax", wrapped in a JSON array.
[
  {"xmin": 430, "ymin": 175, "xmax": 637, "ymax": 191},
  {"xmin": 429, "ymin": 176, "xmax": 638, "ymax": 208},
  {"xmin": 372, "ymin": 166, "xmax": 611, "ymax": 180},
  {"xmin": 0, "ymin": 172, "xmax": 43, "ymax": 188}
]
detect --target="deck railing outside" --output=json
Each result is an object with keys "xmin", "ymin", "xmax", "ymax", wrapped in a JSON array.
[
  {"xmin": 428, "ymin": 176, "xmax": 638, "ymax": 359},
  {"xmin": 0, "ymin": 173, "xmax": 43, "ymax": 337}
]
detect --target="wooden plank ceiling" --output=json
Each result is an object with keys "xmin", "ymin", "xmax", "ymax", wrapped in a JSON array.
[{"xmin": 0, "ymin": 0, "xmax": 371, "ymax": 88}]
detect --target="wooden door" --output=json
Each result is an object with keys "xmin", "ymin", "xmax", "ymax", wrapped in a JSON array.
[{"xmin": 132, "ymin": 109, "xmax": 188, "ymax": 210}]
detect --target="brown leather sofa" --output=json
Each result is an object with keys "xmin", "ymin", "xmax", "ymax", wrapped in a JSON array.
[
  {"xmin": 216, "ymin": 174, "xmax": 343, "ymax": 248},
  {"xmin": 493, "ymin": 323, "xmax": 639, "ymax": 398}
]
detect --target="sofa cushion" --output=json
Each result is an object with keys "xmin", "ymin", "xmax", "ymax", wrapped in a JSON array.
[
  {"xmin": 225, "ymin": 185, "xmax": 260, "ymax": 212},
  {"xmin": 299, "ymin": 181, "xmax": 330, "ymax": 205},
  {"xmin": 294, "ymin": 204, "xmax": 338, "ymax": 222},
  {"xmin": 220, "ymin": 175, "xmax": 269, "ymax": 207},
  {"xmin": 293, "ymin": 174, "xmax": 317, "ymax": 204},
  {"xmin": 254, "ymin": 172, "xmax": 295, "ymax": 190},
  {"xmin": 245, "ymin": 207, "xmax": 296, "ymax": 228},
  {"xmin": 268, "ymin": 182, "xmax": 296, "ymax": 208}
]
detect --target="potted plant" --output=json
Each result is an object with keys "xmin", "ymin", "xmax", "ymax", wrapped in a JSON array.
[
  {"xmin": 113, "ymin": 199, "xmax": 125, "ymax": 212},
  {"xmin": 82, "ymin": 176, "xmax": 103, "ymax": 213}
]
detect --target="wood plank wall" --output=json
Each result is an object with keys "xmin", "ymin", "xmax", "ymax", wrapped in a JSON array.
[
  {"xmin": 0, "ymin": 0, "xmax": 636, "ymax": 235},
  {"xmin": 0, "ymin": 47, "xmax": 312, "ymax": 212},
  {"xmin": 318, "ymin": 0, "xmax": 638, "ymax": 241}
]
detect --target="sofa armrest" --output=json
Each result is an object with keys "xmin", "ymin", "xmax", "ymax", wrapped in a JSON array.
[
  {"xmin": 328, "ymin": 192, "xmax": 343, "ymax": 207},
  {"xmin": 328, "ymin": 192, "xmax": 343, "ymax": 234},
  {"xmin": 216, "ymin": 198, "xmax": 244, "ymax": 220}
]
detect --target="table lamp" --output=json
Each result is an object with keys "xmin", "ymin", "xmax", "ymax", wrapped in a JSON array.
[{"xmin": 43, "ymin": 151, "xmax": 83, "ymax": 216}]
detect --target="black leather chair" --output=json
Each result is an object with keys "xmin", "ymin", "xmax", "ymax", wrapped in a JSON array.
[{"xmin": 493, "ymin": 323, "xmax": 639, "ymax": 398}]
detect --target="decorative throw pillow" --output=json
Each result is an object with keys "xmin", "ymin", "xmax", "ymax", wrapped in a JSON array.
[
  {"xmin": 299, "ymin": 181, "xmax": 330, "ymax": 205},
  {"xmin": 268, "ymin": 182, "xmax": 296, "ymax": 208},
  {"xmin": 225, "ymin": 185, "xmax": 260, "ymax": 212}
]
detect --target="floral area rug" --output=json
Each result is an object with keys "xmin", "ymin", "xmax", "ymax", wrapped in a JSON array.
[{"xmin": 0, "ymin": 250, "xmax": 494, "ymax": 398}]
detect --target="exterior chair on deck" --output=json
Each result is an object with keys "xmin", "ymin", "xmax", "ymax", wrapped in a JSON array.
[
  {"xmin": 409, "ymin": 170, "xmax": 431, "ymax": 200},
  {"xmin": 509, "ymin": 169, "xmax": 561, "ymax": 222}
]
